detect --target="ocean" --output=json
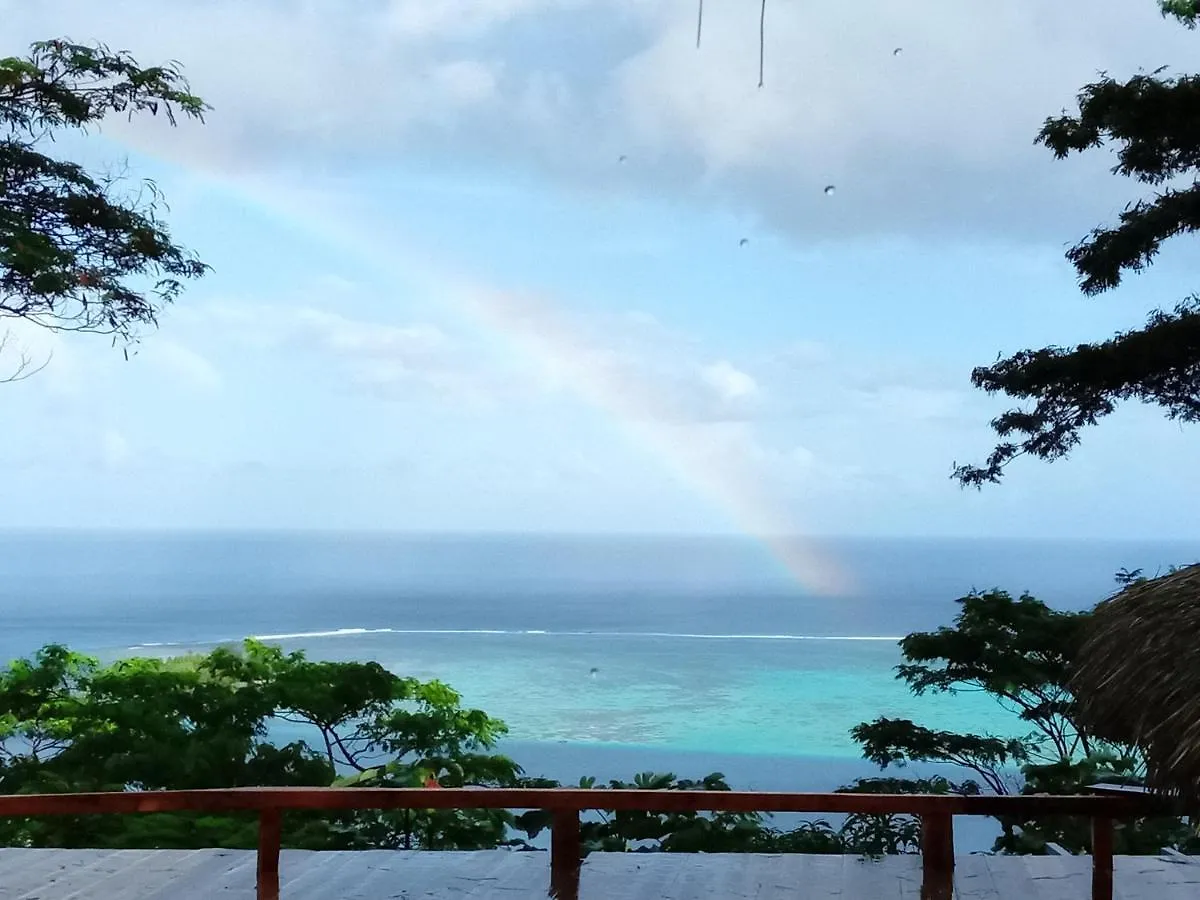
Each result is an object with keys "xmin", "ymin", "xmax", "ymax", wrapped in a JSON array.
[{"xmin": 1, "ymin": 531, "xmax": 1193, "ymax": 848}]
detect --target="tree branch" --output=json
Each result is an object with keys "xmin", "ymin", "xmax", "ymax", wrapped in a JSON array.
[{"xmin": 0, "ymin": 330, "xmax": 50, "ymax": 382}]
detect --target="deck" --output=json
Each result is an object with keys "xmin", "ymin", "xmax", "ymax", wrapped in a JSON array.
[
  {"xmin": 0, "ymin": 787, "xmax": 1163, "ymax": 899},
  {"xmin": 0, "ymin": 849, "xmax": 1196, "ymax": 899}
]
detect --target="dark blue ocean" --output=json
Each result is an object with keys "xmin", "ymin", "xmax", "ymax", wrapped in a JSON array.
[{"xmin": 0, "ymin": 531, "xmax": 1192, "ymax": 847}]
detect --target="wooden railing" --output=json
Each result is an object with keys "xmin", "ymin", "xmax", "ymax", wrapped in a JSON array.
[{"xmin": 0, "ymin": 788, "xmax": 1154, "ymax": 900}]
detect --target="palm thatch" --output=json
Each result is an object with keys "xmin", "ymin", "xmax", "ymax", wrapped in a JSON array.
[{"xmin": 1072, "ymin": 563, "xmax": 1200, "ymax": 802}]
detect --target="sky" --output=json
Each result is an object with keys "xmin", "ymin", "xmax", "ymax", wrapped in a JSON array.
[{"xmin": 3, "ymin": 0, "xmax": 1200, "ymax": 558}]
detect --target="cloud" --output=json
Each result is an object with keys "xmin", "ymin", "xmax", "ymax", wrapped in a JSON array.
[
  {"xmin": 163, "ymin": 169, "xmax": 985, "ymax": 524},
  {"xmin": 178, "ymin": 300, "xmax": 507, "ymax": 406},
  {"xmin": 605, "ymin": 0, "xmax": 1198, "ymax": 241},
  {"xmin": 296, "ymin": 309, "xmax": 448, "ymax": 364},
  {"xmin": 702, "ymin": 360, "xmax": 758, "ymax": 402},
  {"xmin": 298, "ymin": 309, "xmax": 500, "ymax": 404},
  {"xmin": 4, "ymin": 0, "xmax": 552, "ymax": 162},
  {"xmin": 140, "ymin": 339, "xmax": 222, "ymax": 391},
  {"xmin": 459, "ymin": 288, "xmax": 855, "ymax": 590},
  {"xmin": 7, "ymin": 0, "xmax": 1192, "ymax": 245},
  {"xmin": 753, "ymin": 341, "xmax": 979, "ymax": 425},
  {"xmin": 381, "ymin": 0, "xmax": 583, "ymax": 40}
]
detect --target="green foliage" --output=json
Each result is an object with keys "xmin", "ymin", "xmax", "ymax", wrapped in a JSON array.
[
  {"xmin": 513, "ymin": 772, "xmax": 768, "ymax": 854},
  {"xmin": 510, "ymin": 772, "xmax": 968, "ymax": 857},
  {"xmin": 0, "ymin": 641, "xmax": 513, "ymax": 850},
  {"xmin": 896, "ymin": 590, "xmax": 1090, "ymax": 762},
  {"xmin": 852, "ymin": 590, "xmax": 1090, "ymax": 796},
  {"xmin": 1, "ymin": 39, "xmax": 208, "ymax": 347},
  {"xmin": 992, "ymin": 751, "xmax": 1198, "ymax": 855},
  {"xmin": 836, "ymin": 777, "xmax": 978, "ymax": 857},
  {"xmin": 850, "ymin": 586, "xmax": 1195, "ymax": 854},
  {"xmin": 852, "ymin": 718, "xmax": 1025, "ymax": 794},
  {"xmin": 955, "ymin": 7, "xmax": 1200, "ymax": 486},
  {"xmin": 1161, "ymin": 0, "xmax": 1200, "ymax": 26},
  {"xmin": 1112, "ymin": 563, "xmax": 1190, "ymax": 587}
]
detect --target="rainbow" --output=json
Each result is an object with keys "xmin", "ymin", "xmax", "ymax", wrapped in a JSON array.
[{"xmin": 205, "ymin": 175, "xmax": 852, "ymax": 596}]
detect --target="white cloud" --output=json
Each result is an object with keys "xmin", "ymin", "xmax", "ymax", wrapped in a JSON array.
[
  {"xmin": 7, "ymin": 0, "xmax": 1188, "ymax": 242},
  {"xmin": 297, "ymin": 309, "xmax": 448, "ymax": 360},
  {"xmin": 1, "ymin": 0, "xmax": 510, "ymax": 173},
  {"xmin": 702, "ymin": 360, "xmax": 758, "ymax": 402},
  {"xmin": 381, "ymin": 0, "xmax": 583, "ymax": 40},
  {"xmin": 140, "ymin": 339, "xmax": 222, "ymax": 391},
  {"xmin": 292, "ymin": 308, "xmax": 503, "ymax": 404},
  {"xmin": 178, "ymin": 300, "xmax": 506, "ymax": 406}
]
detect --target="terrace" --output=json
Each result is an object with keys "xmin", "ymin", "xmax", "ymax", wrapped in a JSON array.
[{"xmin": 1, "ymin": 786, "xmax": 1194, "ymax": 899}]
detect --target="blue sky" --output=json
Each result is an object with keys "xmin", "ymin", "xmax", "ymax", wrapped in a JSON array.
[{"xmin": 3, "ymin": 0, "xmax": 1200, "ymax": 554}]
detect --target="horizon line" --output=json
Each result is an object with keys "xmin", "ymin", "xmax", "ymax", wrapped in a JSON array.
[{"xmin": 0, "ymin": 526, "xmax": 1197, "ymax": 544}]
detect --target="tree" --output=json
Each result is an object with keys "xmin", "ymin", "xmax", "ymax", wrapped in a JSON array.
[
  {"xmin": 0, "ymin": 641, "xmax": 516, "ymax": 851},
  {"xmin": 0, "ymin": 330, "xmax": 47, "ymax": 381},
  {"xmin": 1005, "ymin": 752, "xmax": 1195, "ymax": 854},
  {"xmin": 853, "ymin": 590, "xmax": 1092, "ymax": 789},
  {"xmin": 954, "ymin": 1, "xmax": 1200, "ymax": 486},
  {"xmin": 849, "ymin": 588, "xmax": 1193, "ymax": 854},
  {"xmin": 1, "ymin": 38, "xmax": 208, "ymax": 363},
  {"xmin": 1161, "ymin": 1, "xmax": 1200, "ymax": 26}
]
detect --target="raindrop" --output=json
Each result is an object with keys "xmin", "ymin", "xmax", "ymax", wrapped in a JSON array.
[
  {"xmin": 823, "ymin": 185, "xmax": 836, "ymax": 196},
  {"xmin": 758, "ymin": 0, "xmax": 767, "ymax": 88},
  {"xmin": 589, "ymin": 667, "xmax": 599, "ymax": 678},
  {"xmin": 739, "ymin": 238, "xmax": 749, "ymax": 247}
]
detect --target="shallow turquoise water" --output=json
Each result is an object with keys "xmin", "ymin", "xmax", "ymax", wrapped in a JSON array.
[{"xmin": 261, "ymin": 631, "xmax": 1024, "ymax": 760}]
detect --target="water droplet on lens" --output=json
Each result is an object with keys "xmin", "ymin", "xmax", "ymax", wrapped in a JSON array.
[{"xmin": 823, "ymin": 185, "xmax": 836, "ymax": 196}]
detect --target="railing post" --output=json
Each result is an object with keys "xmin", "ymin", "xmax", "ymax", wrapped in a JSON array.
[
  {"xmin": 549, "ymin": 808, "xmax": 581, "ymax": 900},
  {"xmin": 1091, "ymin": 816, "xmax": 1113, "ymax": 900},
  {"xmin": 257, "ymin": 808, "xmax": 281, "ymax": 900},
  {"xmin": 920, "ymin": 811, "xmax": 954, "ymax": 900}
]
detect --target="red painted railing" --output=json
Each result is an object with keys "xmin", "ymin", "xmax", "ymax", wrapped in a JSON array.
[{"xmin": 0, "ymin": 788, "xmax": 1154, "ymax": 900}]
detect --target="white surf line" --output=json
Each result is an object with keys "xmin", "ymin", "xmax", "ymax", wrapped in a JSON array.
[
  {"xmin": 128, "ymin": 629, "xmax": 903, "ymax": 651},
  {"xmin": 246, "ymin": 628, "xmax": 902, "ymax": 642}
]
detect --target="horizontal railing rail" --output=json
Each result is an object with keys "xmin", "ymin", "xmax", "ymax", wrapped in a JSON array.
[{"xmin": 0, "ymin": 788, "xmax": 1157, "ymax": 900}]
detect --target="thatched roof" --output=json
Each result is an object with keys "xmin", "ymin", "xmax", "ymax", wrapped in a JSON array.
[{"xmin": 1072, "ymin": 563, "xmax": 1200, "ymax": 801}]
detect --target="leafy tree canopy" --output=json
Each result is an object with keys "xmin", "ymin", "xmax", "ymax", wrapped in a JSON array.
[
  {"xmin": 850, "ymin": 590, "xmax": 1086, "ymax": 813},
  {"xmin": 955, "ymin": 2, "xmax": 1200, "ymax": 485},
  {"xmin": 1162, "ymin": 0, "xmax": 1200, "ymax": 26},
  {"xmin": 850, "ymin": 587, "xmax": 1194, "ymax": 854},
  {"xmin": 0, "ymin": 641, "xmax": 515, "ymax": 850},
  {"xmin": 0, "ymin": 38, "xmax": 208, "ymax": 365}
]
